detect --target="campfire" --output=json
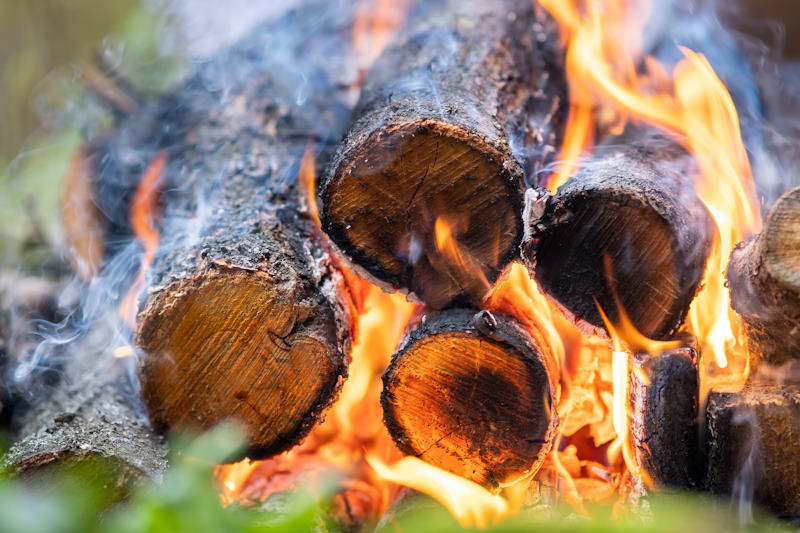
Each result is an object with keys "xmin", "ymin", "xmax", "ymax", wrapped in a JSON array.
[{"xmin": 4, "ymin": 0, "xmax": 800, "ymax": 530}]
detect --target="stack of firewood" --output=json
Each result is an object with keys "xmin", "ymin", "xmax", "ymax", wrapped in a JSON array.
[{"xmin": 3, "ymin": 0, "xmax": 800, "ymax": 520}]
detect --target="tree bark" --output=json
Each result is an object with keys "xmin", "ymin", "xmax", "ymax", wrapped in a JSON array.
[
  {"xmin": 124, "ymin": 5, "xmax": 358, "ymax": 458},
  {"xmin": 704, "ymin": 384, "xmax": 800, "ymax": 518},
  {"xmin": 522, "ymin": 139, "xmax": 714, "ymax": 339},
  {"xmin": 629, "ymin": 345, "xmax": 700, "ymax": 489},
  {"xmin": 320, "ymin": 0, "xmax": 566, "ymax": 309},
  {"xmin": 381, "ymin": 308, "xmax": 559, "ymax": 488},
  {"xmin": 4, "ymin": 317, "xmax": 167, "ymax": 498},
  {"xmin": 726, "ymin": 186, "xmax": 800, "ymax": 369}
]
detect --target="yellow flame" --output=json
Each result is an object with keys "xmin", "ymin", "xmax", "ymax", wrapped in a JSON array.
[
  {"xmin": 539, "ymin": 0, "xmax": 759, "ymax": 375},
  {"xmin": 595, "ymin": 300, "xmax": 680, "ymax": 356},
  {"xmin": 330, "ymin": 281, "xmax": 416, "ymax": 439},
  {"xmin": 367, "ymin": 455, "xmax": 511, "ymax": 529},
  {"xmin": 112, "ymin": 345, "xmax": 133, "ymax": 359},
  {"xmin": 487, "ymin": 263, "xmax": 565, "ymax": 367},
  {"xmin": 433, "ymin": 216, "xmax": 491, "ymax": 292}
]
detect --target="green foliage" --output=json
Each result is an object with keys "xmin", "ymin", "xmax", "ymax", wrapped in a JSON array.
[
  {"xmin": 0, "ymin": 1, "xmax": 186, "ymax": 270},
  {"xmin": 0, "ymin": 423, "xmax": 792, "ymax": 533}
]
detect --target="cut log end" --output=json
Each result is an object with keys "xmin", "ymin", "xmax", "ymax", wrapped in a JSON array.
[
  {"xmin": 523, "ymin": 143, "xmax": 713, "ymax": 340},
  {"xmin": 705, "ymin": 385, "xmax": 800, "ymax": 518},
  {"xmin": 382, "ymin": 309, "xmax": 558, "ymax": 488},
  {"xmin": 629, "ymin": 346, "xmax": 699, "ymax": 489},
  {"xmin": 759, "ymin": 186, "xmax": 800, "ymax": 303},
  {"xmin": 728, "ymin": 186, "xmax": 800, "ymax": 368},
  {"xmin": 322, "ymin": 121, "xmax": 522, "ymax": 309},
  {"xmin": 531, "ymin": 195, "xmax": 684, "ymax": 338},
  {"xmin": 136, "ymin": 267, "xmax": 349, "ymax": 459}
]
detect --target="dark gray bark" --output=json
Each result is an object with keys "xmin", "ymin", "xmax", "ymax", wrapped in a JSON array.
[
  {"xmin": 320, "ymin": 0, "xmax": 566, "ymax": 309},
  {"xmin": 629, "ymin": 345, "xmax": 700, "ymax": 489},
  {"xmin": 103, "ymin": 3, "xmax": 361, "ymax": 458},
  {"xmin": 5, "ymin": 317, "xmax": 167, "ymax": 494},
  {"xmin": 727, "ymin": 186, "xmax": 800, "ymax": 369},
  {"xmin": 704, "ymin": 384, "xmax": 800, "ymax": 518}
]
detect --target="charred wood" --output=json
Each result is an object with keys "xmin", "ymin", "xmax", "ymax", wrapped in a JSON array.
[
  {"xmin": 522, "ymin": 139, "xmax": 714, "ymax": 339},
  {"xmin": 629, "ymin": 345, "xmax": 701, "ymax": 489},
  {"xmin": 727, "ymin": 186, "xmax": 800, "ymax": 369},
  {"xmin": 320, "ymin": 0, "xmax": 566, "ymax": 309},
  {"xmin": 704, "ymin": 385, "xmax": 800, "ymax": 518},
  {"xmin": 90, "ymin": 5, "xmax": 361, "ymax": 458},
  {"xmin": 381, "ymin": 308, "xmax": 559, "ymax": 488},
  {"xmin": 4, "ymin": 317, "xmax": 167, "ymax": 496}
]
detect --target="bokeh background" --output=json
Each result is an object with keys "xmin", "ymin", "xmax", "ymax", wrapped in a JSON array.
[{"xmin": 0, "ymin": 0, "xmax": 302, "ymax": 270}]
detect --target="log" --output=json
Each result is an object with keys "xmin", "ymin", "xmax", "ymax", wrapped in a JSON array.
[
  {"xmin": 381, "ymin": 308, "xmax": 559, "ymax": 488},
  {"xmin": 704, "ymin": 384, "xmax": 800, "ymax": 518},
  {"xmin": 727, "ymin": 186, "xmax": 800, "ymax": 368},
  {"xmin": 522, "ymin": 139, "xmax": 714, "ymax": 339},
  {"xmin": 127, "ymin": 5, "xmax": 358, "ymax": 458},
  {"xmin": 4, "ymin": 317, "xmax": 167, "ymax": 498},
  {"xmin": 629, "ymin": 345, "xmax": 700, "ymax": 489},
  {"xmin": 320, "ymin": 0, "xmax": 566, "ymax": 309},
  {"xmin": 0, "ymin": 270, "xmax": 77, "ymax": 422}
]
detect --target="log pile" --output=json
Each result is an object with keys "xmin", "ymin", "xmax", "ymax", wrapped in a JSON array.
[
  {"xmin": 7, "ymin": 0, "xmax": 800, "ymax": 523},
  {"xmin": 320, "ymin": 0, "xmax": 565, "ymax": 309}
]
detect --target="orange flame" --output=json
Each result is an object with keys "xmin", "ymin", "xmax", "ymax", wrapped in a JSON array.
[
  {"xmin": 119, "ymin": 151, "xmax": 167, "ymax": 328},
  {"xmin": 366, "ymin": 455, "xmax": 511, "ymax": 528},
  {"xmin": 298, "ymin": 141, "xmax": 319, "ymax": 226},
  {"xmin": 352, "ymin": 0, "xmax": 413, "ymax": 84},
  {"xmin": 433, "ymin": 216, "xmax": 492, "ymax": 293},
  {"xmin": 539, "ymin": 0, "xmax": 759, "ymax": 378},
  {"xmin": 219, "ymin": 141, "xmax": 417, "ymax": 522}
]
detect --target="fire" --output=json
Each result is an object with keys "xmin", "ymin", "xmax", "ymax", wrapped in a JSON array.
[
  {"xmin": 366, "ymin": 455, "xmax": 511, "ymax": 528},
  {"xmin": 221, "ymin": 0, "xmax": 762, "ymax": 524},
  {"xmin": 220, "ymin": 136, "xmax": 419, "ymax": 521},
  {"xmin": 538, "ymin": 0, "xmax": 759, "ymax": 376},
  {"xmin": 118, "ymin": 151, "xmax": 167, "ymax": 328},
  {"xmin": 433, "ymin": 216, "xmax": 491, "ymax": 292},
  {"xmin": 352, "ymin": 0, "xmax": 413, "ymax": 84}
]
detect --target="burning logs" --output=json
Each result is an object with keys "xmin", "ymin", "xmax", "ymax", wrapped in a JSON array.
[
  {"xmin": 727, "ymin": 186, "xmax": 800, "ymax": 368},
  {"xmin": 381, "ymin": 309, "xmax": 559, "ymax": 487},
  {"xmin": 320, "ymin": 0, "xmax": 565, "ymax": 309},
  {"xmin": 129, "ymin": 8, "xmax": 357, "ymax": 458},
  {"xmin": 629, "ymin": 346, "xmax": 700, "ymax": 489},
  {"xmin": 522, "ymin": 141, "xmax": 714, "ymax": 339},
  {"xmin": 5, "ymin": 318, "xmax": 167, "ymax": 496},
  {"xmin": 704, "ymin": 385, "xmax": 800, "ymax": 518}
]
